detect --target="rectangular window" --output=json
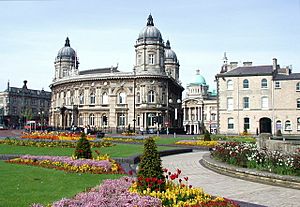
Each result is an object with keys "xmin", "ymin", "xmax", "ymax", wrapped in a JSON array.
[
  {"xmin": 244, "ymin": 117, "xmax": 250, "ymax": 130},
  {"xmin": 275, "ymin": 81, "xmax": 281, "ymax": 89},
  {"xmin": 228, "ymin": 118, "xmax": 234, "ymax": 129},
  {"xmin": 227, "ymin": 97, "xmax": 233, "ymax": 111},
  {"xmin": 297, "ymin": 118, "xmax": 300, "ymax": 131},
  {"xmin": 243, "ymin": 97, "xmax": 249, "ymax": 109},
  {"xmin": 148, "ymin": 54, "xmax": 154, "ymax": 65},
  {"xmin": 261, "ymin": 97, "xmax": 268, "ymax": 109},
  {"xmin": 118, "ymin": 113, "xmax": 125, "ymax": 126}
]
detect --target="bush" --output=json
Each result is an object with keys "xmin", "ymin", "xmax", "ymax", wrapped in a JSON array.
[
  {"xmin": 137, "ymin": 137, "xmax": 165, "ymax": 191},
  {"xmin": 204, "ymin": 130, "xmax": 211, "ymax": 141},
  {"xmin": 74, "ymin": 133, "xmax": 92, "ymax": 159}
]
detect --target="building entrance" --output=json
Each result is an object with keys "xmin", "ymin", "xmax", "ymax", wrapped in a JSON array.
[{"xmin": 259, "ymin": 117, "xmax": 272, "ymax": 133}]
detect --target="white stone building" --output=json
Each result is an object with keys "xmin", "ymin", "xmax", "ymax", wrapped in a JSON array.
[
  {"xmin": 182, "ymin": 70, "xmax": 217, "ymax": 134},
  {"xmin": 216, "ymin": 54, "xmax": 300, "ymax": 135},
  {"xmin": 49, "ymin": 15, "xmax": 184, "ymax": 133}
]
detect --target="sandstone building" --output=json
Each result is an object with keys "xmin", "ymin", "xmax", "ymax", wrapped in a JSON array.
[
  {"xmin": 216, "ymin": 54, "xmax": 300, "ymax": 135},
  {"xmin": 49, "ymin": 15, "xmax": 184, "ymax": 133}
]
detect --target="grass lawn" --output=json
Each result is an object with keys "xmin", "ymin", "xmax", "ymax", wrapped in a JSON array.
[
  {"xmin": 155, "ymin": 136, "xmax": 196, "ymax": 145},
  {"xmin": 0, "ymin": 160, "xmax": 123, "ymax": 207},
  {"xmin": 0, "ymin": 143, "xmax": 176, "ymax": 158}
]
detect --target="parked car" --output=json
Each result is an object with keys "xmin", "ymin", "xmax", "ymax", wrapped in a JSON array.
[{"xmin": 0, "ymin": 125, "xmax": 7, "ymax": 130}]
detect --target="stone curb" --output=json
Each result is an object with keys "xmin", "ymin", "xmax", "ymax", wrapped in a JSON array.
[{"xmin": 200, "ymin": 153, "xmax": 300, "ymax": 190}]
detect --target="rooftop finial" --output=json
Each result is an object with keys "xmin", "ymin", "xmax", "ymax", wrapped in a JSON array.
[
  {"xmin": 165, "ymin": 40, "xmax": 171, "ymax": 49},
  {"xmin": 196, "ymin": 69, "xmax": 200, "ymax": 75},
  {"xmin": 65, "ymin": 37, "xmax": 70, "ymax": 47},
  {"xmin": 223, "ymin": 52, "xmax": 228, "ymax": 64},
  {"xmin": 147, "ymin": 14, "xmax": 154, "ymax": 26}
]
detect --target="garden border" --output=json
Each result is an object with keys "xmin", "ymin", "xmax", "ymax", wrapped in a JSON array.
[{"xmin": 200, "ymin": 153, "xmax": 300, "ymax": 190}]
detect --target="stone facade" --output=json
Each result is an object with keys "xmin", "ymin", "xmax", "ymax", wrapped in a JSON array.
[
  {"xmin": 216, "ymin": 54, "xmax": 300, "ymax": 135},
  {"xmin": 49, "ymin": 15, "xmax": 184, "ymax": 133},
  {"xmin": 182, "ymin": 70, "xmax": 217, "ymax": 134},
  {"xmin": 0, "ymin": 81, "xmax": 51, "ymax": 128}
]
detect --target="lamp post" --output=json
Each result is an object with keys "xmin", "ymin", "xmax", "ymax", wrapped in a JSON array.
[{"xmin": 133, "ymin": 68, "xmax": 136, "ymax": 133}]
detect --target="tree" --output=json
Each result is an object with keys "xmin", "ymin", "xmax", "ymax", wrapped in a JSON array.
[
  {"xmin": 137, "ymin": 137, "xmax": 165, "ymax": 191},
  {"xmin": 74, "ymin": 133, "xmax": 92, "ymax": 159}
]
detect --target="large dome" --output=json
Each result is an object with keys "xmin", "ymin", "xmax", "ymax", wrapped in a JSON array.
[
  {"xmin": 57, "ymin": 37, "xmax": 76, "ymax": 59},
  {"xmin": 164, "ymin": 40, "xmax": 177, "ymax": 62},
  {"xmin": 192, "ymin": 70, "xmax": 206, "ymax": 85},
  {"xmin": 138, "ymin": 14, "xmax": 162, "ymax": 41}
]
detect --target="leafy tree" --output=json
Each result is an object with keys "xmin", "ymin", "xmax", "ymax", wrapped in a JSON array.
[
  {"xmin": 204, "ymin": 130, "xmax": 211, "ymax": 141},
  {"xmin": 137, "ymin": 137, "xmax": 165, "ymax": 191},
  {"xmin": 74, "ymin": 133, "xmax": 92, "ymax": 159}
]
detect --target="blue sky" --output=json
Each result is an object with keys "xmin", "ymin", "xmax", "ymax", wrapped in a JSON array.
[{"xmin": 0, "ymin": 0, "xmax": 299, "ymax": 94}]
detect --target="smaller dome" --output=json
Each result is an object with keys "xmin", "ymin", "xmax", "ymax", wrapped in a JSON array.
[
  {"xmin": 192, "ymin": 70, "xmax": 206, "ymax": 85},
  {"xmin": 164, "ymin": 40, "xmax": 177, "ymax": 61},
  {"xmin": 57, "ymin": 37, "xmax": 76, "ymax": 59},
  {"xmin": 138, "ymin": 14, "xmax": 162, "ymax": 41}
]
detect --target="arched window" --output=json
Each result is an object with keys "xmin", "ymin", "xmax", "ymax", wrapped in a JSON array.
[
  {"xmin": 136, "ymin": 92, "xmax": 140, "ymax": 104},
  {"xmin": 243, "ymin": 79, "xmax": 249, "ymax": 89},
  {"xmin": 102, "ymin": 92, "xmax": 108, "ymax": 105},
  {"xmin": 227, "ymin": 80, "xmax": 233, "ymax": 90},
  {"xmin": 118, "ymin": 112, "xmax": 125, "ymax": 126},
  {"xmin": 297, "ymin": 99, "xmax": 300, "ymax": 109},
  {"xmin": 261, "ymin": 79, "xmax": 268, "ymax": 88},
  {"xmin": 228, "ymin": 118, "xmax": 234, "ymax": 129},
  {"xmin": 119, "ymin": 92, "xmax": 126, "ymax": 104},
  {"xmin": 148, "ymin": 90, "xmax": 155, "ymax": 103},
  {"xmin": 285, "ymin": 120, "xmax": 291, "ymax": 131},
  {"xmin": 276, "ymin": 120, "xmax": 282, "ymax": 131},
  {"xmin": 162, "ymin": 93, "xmax": 165, "ymax": 104},
  {"xmin": 79, "ymin": 114, "xmax": 83, "ymax": 125},
  {"xmin": 89, "ymin": 113, "xmax": 95, "ymax": 126},
  {"xmin": 102, "ymin": 115, "xmax": 108, "ymax": 126},
  {"xmin": 79, "ymin": 93, "xmax": 84, "ymax": 105},
  {"xmin": 90, "ymin": 92, "xmax": 95, "ymax": 104},
  {"xmin": 296, "ymin": 82, "xmax": 300, "ymax": 91}
]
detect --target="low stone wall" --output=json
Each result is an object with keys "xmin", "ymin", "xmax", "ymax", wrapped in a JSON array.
[
  {"xmin": 256, "ymin": 133, "xmax": 300, "ymax": 154},
  {"xmin": 201, "ymin": 153, "xmax": 300, "ymax": 190}
]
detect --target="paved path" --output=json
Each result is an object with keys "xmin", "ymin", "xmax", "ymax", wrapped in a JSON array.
[{"xmin": 161, "ymin": 151, "xmax": 300, "ymax": 207}]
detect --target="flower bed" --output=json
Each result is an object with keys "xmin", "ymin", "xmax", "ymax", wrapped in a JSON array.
[
  {"xmin": 32, "ymin": 173, "xmax": 238, "ymax": 207},
  {"xmin": 103, "ymin": 137, "xmax": 145, "ymax": 143},
  {"xmin": 0, "ymin": 138, "xmax": 114, "ymax": 148},
  {"xmin": 6, "ymin": 155, "xmax": 124, "ymax": 174},
  {"xmin": 212, "ymin": 142, "xmax": 300, "ymax": 176},
  {"xmin": 21, "ymin": 132, "xmax": 96, "ymax": 141},
  {"xmin": 175, "ymin": 140, "xmax": 218, "ymax": 148}
]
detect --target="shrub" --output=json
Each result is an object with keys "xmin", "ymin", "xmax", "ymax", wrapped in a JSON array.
[
  {"xmin": 204, "ymin": 130, "xmax": 211, "ymax": 141},
  {"xmin": 74, "ymin": 133, "xmax": 92, "ymax": 159},
  {"xmin": 137, "ymin": 137, "xmax": 165, "ymax": 191}
]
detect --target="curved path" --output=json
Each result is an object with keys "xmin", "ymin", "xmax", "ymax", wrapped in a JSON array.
[{"xmin": 161, "ymin": 151, "xmax": 300, "ymax": 207}]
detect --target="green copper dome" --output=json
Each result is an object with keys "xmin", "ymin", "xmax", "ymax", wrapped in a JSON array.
[{"xmin": 191, "ymin": 70, "xmax": 206, "ymax": 85}]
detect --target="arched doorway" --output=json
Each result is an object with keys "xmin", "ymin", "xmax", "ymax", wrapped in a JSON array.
[{"xmin": 259, "ymin": 117, "xmax": 272, "ymax": 133}]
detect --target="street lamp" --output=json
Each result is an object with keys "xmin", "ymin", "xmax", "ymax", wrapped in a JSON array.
[{"xmin": 133, "ymin": 68, "xmax": 136, "ymax": 133}]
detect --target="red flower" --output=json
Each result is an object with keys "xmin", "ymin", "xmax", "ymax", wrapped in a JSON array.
[
  {"xmin": 157, "ymin": 179, "xmax": 164, "ymax": 185},
  {"xmin": 179, "ymin": 178, "xmax": 182, "ymax": 183},
  {"xmin": 189, "ymin": 185, "xmax": 192, "ymax": 188},
  {"xmin": 177, "ymin": 168, "xmax": 182, "ymax": 175},
  {"xmin": 152, "ymin": 177, "xmax": 157, "ymax": 182},
  {"xmin": 184, "ymin": 176, "xmax": 189, "ymax": 181},
  {"xmin": 163, "ymin": 168, "xmax": 168, "ymax": 172},
  {"xmin": 128, "ymin": 170, "xmax": 133, "ymax": 176},
  {"xmin": 145, "ymin": 177, "xmax": 151, "ymax": 183},
  {"xmin": 170, "ymin": 174, "xmax": 177, "ymax": 180}
]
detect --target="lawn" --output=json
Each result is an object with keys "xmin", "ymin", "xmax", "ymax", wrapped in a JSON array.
[
  {"xmin": 0, "ymin": 143, "xmax": 176, "ymax": 158},
  {"xmin": 0, "ymin": 160, "xmax": 123, "ymax": 207}
]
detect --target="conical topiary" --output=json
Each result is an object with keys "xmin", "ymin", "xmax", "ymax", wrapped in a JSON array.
[
  {"xmin": 74, "ymin": 132, "xmax": 92, "ymax": 159},
  {"xmin": 137, "ymin": 137, "xmax": 165, "ymax": 191}
]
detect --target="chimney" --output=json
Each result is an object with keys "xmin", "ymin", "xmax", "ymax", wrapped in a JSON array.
[
  {"xmin": 273, "ymin": 58, "xmax": 277, "ymax": 71},
  {"xmin": 243, "ymin": 62, "xmax": 252, "ymax": 67},
  {"xmin": 229, "ymin": 62, "xmax": 238, "ymax": 70},
  {"xmin": 22, "ymin": 80, "xmax": 28, "ymax": 89}
]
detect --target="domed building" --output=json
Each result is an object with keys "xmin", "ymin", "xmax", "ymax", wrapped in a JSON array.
[
  {"xmin": 182, "ymin": 70, "xmax": 217, "ymax": 134},
  {"xmin": 49, "ymin": 15, "xmax": 184, "ymax": 133}
]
